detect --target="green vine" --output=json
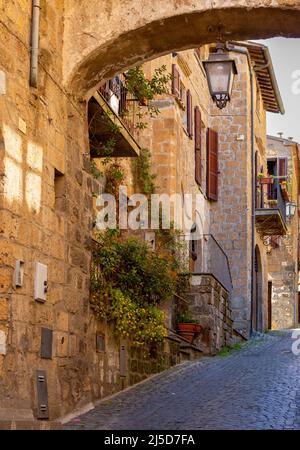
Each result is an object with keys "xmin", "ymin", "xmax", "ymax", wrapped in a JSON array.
[
  {"xmin": 124, "ymin": 65, "xmax": 172, "ymax": 126},
  {"xmin": 90, "ymin": 229, "xmax": 188, "ymax": 347},
  {"xmin": 134, "ymin": 148, "xmax": 157, "ymax": 196},
  {"xmin": 89, "ymin": 65, "xmax": 171, "ymax": 189}
]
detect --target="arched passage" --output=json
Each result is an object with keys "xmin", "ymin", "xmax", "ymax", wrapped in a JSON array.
[
  {"xmin": 63, "ymin": 1, "xmax": 300, "ymax": 97},
  {"xmin": 253, "ymin": 246, "xmax": 264, "ymax": 333}
]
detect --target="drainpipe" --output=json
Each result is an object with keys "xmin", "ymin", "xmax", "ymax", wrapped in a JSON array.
[
  {"xmin": 225, "ymin": 43, "xmax": 263, "ymax": 336},
  {"xmin": 296, "ymin": 143, "xmax": 300, "ymax": 325},
  {"xmin": 30, "ymin": 0, "xmax": 40, "ymax": 88}
]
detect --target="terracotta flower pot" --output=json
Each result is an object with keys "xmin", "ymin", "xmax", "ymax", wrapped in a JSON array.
[
  {"xmin": 280, "ymin": 185, "xmax": 290, "ymax": 201},
  {"xmin": 258, "ymin": 177, "xmax": 274, "ymax": 184},
  {"xmin": 177, "ymin": 323, "xmax": 202, "ymax": 343}
]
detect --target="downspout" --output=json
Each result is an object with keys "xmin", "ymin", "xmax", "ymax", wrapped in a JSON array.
[
  {"xmin": 225, "ymin": 43, "xmax": 259, "ymax": 336},
  {"xmin": 30, "ymin": 0, "xmax": 40, "ymax": 88},
  {"xmin": 296, "ymin": 143, "xmax": 300, "ymax": 325}
]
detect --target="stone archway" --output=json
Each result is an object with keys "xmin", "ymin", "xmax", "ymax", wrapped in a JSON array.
[{"xmin": 63, "ymin": 1, "xmax": 300, "ymax": 98}]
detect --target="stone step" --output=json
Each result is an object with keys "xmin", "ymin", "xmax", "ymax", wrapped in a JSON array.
[{"xmin": 0, "ymin": 420, "xmax": 62, "ymax": 430}]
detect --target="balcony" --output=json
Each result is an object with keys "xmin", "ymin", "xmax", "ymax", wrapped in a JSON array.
[
  {"xmin": 88, "ymin": 74, "xmax": 141, "ymax": 158},
  {"xmin": 255, "ymin": 180, "xmax": 287, "ymax": 236}
]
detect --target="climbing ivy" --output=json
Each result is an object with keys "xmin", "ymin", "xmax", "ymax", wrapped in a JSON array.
[
  {"xmin": 89, "ymin": 64, "xmax": 171, "ymax": 185},
  {"xmin": 90, "ymin": 229, "xmax": 189, "ymax": 347},
  {"xmin": 134, "ymin": 147, "xmax": 157, "ymax": 196}
]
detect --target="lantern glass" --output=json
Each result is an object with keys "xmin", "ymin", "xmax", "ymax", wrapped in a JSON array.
[
  {"xmin": 203, "ymin": 46, "xmax": 237, "ymax": 109},
  {"xmin": 205, "ymin": 60, "xmax": 233, "ymax": 96},
  {"xmin": 286, "ymin": 202, "xmax": 296, "ymax": 218}
]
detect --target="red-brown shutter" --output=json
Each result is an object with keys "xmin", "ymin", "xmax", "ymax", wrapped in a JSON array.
[
  {"xmin": 207, "ymin": 128, "xmax": 218, "ymax": 201},
  {"xmin": 172, "ymin": 64, "xmax": 180, "ymax": 98},
  {"xmin": 194, "ymin": 106, "xmax": 202, "ymax": 186},
  {"xmin": 278, "ymin": 157, "xmax": 287, "ymax": 180},
  {"xmin": 187, "ymin": 90, "xmax": 193, "ymax": 138}
]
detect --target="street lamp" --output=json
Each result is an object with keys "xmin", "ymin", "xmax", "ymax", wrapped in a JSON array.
[
  {"xmin": 203, "ymin": 43, "xmax": 238, "ymax": 109},
  {"xmin": 286, "ymin": 202, "xmax": 297, "ymax": 219}
]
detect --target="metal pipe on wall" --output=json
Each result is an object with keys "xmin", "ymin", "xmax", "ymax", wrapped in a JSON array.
[
  {"xmin": 226, "ymin": 43, "xmax": 256, "ymax": 336},
  {"xmin": 30, "ymin": 0, "xmax": 41, "ymax": 88}
]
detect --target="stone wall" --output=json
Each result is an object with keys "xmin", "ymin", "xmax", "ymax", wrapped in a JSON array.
[
  {"xmin": 266, "ymin": 137, "xmax": 299, "ymax": 329},
  {"xmin": 209, "ymin": 52, "xmax": 253, "ymax": 335},
  {"xmin": 0, "ymin": 1, "xmax": 97, "ymax": 420},
  {"xmin": 63, "ymin": 0, "xmax": 300, "ymax": 96},
  {"xmin": 187, "ymin": 275, "xmax": 234, "ymax": 355}
]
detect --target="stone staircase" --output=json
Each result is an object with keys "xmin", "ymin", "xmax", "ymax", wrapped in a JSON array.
[{"xmin": 166, "ymin": 331, "xmax": 204, "ymax": 362}]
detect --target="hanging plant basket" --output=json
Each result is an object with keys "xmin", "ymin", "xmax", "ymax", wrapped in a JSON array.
[{"xmin": 258, "ymin": 177, "xmax": 274, "ymax": 185}]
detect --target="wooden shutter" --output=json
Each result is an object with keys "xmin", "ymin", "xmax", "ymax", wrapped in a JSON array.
[
  {"xmin": 187, "ymin": 90, "xmax": 193, "ymax": 138},
  {"xmin": 207, "ymin": 128, "xmax": 218, "ymax": 201},
  {"xmin": 278, "ymin": 157, "xmax": 287, "ymax": 180},
  {"xmin": 194, "ymin": 106, "xmax": 202, "ymax": 186},
  {"xmin": 172, "ymin": 64, "xmax": 180, "ymax": 98}
]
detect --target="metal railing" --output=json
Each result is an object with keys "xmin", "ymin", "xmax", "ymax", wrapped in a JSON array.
[
  {"xmin": 256, "ymin": 180, "xmax": 286, "ymax": 222},
  {"xmin": 200, "ymin": 234, "xmax": 233, "ymax": 293},
  {"xmin": 98, "ymin": 74, "xmax": 140, "ymax": 139}
]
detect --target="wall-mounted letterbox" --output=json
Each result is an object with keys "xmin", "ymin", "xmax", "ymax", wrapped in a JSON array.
[
  {"xmin": 41, "ymin": 328, "xmax": 53, "ymax": 359},
  {"xmin": 34, "ymin": 262, "xmax": 48, "ymax": 303},
  {"xmin": 36, "ymin": 370, "xmax": 49, "ymax": 419},
  {"xmin": 120, "ymin": 340, "xmax": 127, "ymax": 377}
]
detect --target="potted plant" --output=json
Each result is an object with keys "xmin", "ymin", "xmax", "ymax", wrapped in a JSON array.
[
  {"xmin": 176, "ymin": 311, "xmax": 202, "ymax": 343},
  {"xmin": 257, "ymin": 173, "xmax": 274, "ymax": 184},
  {"xmin": 280, "ymin": 181, "xmax": 290, "ymax": 201},
  {"xmin": 268, "ymin": 199, "xmax": 278, "ymax": 208}
]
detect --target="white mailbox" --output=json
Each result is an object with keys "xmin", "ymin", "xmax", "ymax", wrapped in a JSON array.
[{"xmin": 34, "ymin": 262, "xmax": 48, "ymax": 302}]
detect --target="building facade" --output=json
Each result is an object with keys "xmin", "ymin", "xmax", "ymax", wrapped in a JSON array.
[
  {"xmin": 265, "ymin": 135, "xmax": 299, "ymax": 329},
  {"xmin": 0, "ymin": 2, "xmax": 298, "ymax": 424}
]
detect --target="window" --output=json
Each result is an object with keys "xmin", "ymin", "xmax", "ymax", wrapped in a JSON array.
[
  {"xmin": 278, "ymin": 157, "xmax": 288, "ymax": 181},
  {"xmin": 172, "ymin": 64, "xmax": 180, "ymax": 98},
  {"xmin": 180, "ymin": 81, "xmax": 187, "ymax": 130},
  {"xmin": 186, "ymin": 90, "xmax": 193, "ymax": 138},
  {"xmin": 207, "ymin": 129, "xmax": 219, "ymax": 201},
  {"xmin": 54, "ymin": 169, "xmax": 65, "ymax": 211},
  {"xmin": 194, "ymin": 106, "xmax": 202, "ymax": 186}
]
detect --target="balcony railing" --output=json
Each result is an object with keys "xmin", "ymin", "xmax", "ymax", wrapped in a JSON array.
[
  {"xmin": 98, "ymin": 74, "xmax": 141, "ymax": 139},
  {"xmin": 88, "ymin": 74, "xmax": 141, "ymax": 158},
  {"xmin": 255, "ymin": 180, "xmax": 287, "ymax": 236}
]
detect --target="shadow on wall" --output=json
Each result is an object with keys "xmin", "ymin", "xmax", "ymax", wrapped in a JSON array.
[{"xmin": 2, "ymin": 124, "xmax": 43, "ymax": 215}]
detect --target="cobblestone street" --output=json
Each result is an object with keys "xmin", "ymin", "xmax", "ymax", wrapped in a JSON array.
[{"xmin": 65, "ymin": 331, "xmax": 300, "ymax": 430}]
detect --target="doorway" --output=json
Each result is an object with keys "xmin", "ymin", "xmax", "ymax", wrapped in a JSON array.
[
  {"xmin": 268, "ymin": 281, "xmax": 272, "ymax": 330},
  {"xmin": 253, "ymin": 246, "xmax": 263, "ymax": 332}
]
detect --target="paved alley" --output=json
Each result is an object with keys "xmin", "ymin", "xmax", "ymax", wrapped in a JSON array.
[{"xmin": 65, "ymin": 331, "xmax": 300, "ymax": 430}]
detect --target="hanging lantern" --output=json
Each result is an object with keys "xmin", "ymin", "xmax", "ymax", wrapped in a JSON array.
[{"xmin": 203, "ymin": 43, "xmax": 238, "ymax": 109}]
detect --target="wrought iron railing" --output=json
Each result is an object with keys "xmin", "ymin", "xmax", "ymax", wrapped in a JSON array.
[
  {"xmin": 98, "ymin": 74, "xmax": 140, "ymax": 139},
  {"xmin": 201, "ymin": 234, "xmax": 233, "ymax": 293},
  {"xmin": 256, "ymin": 180, "xmax": 286, "ymax": 222}
]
